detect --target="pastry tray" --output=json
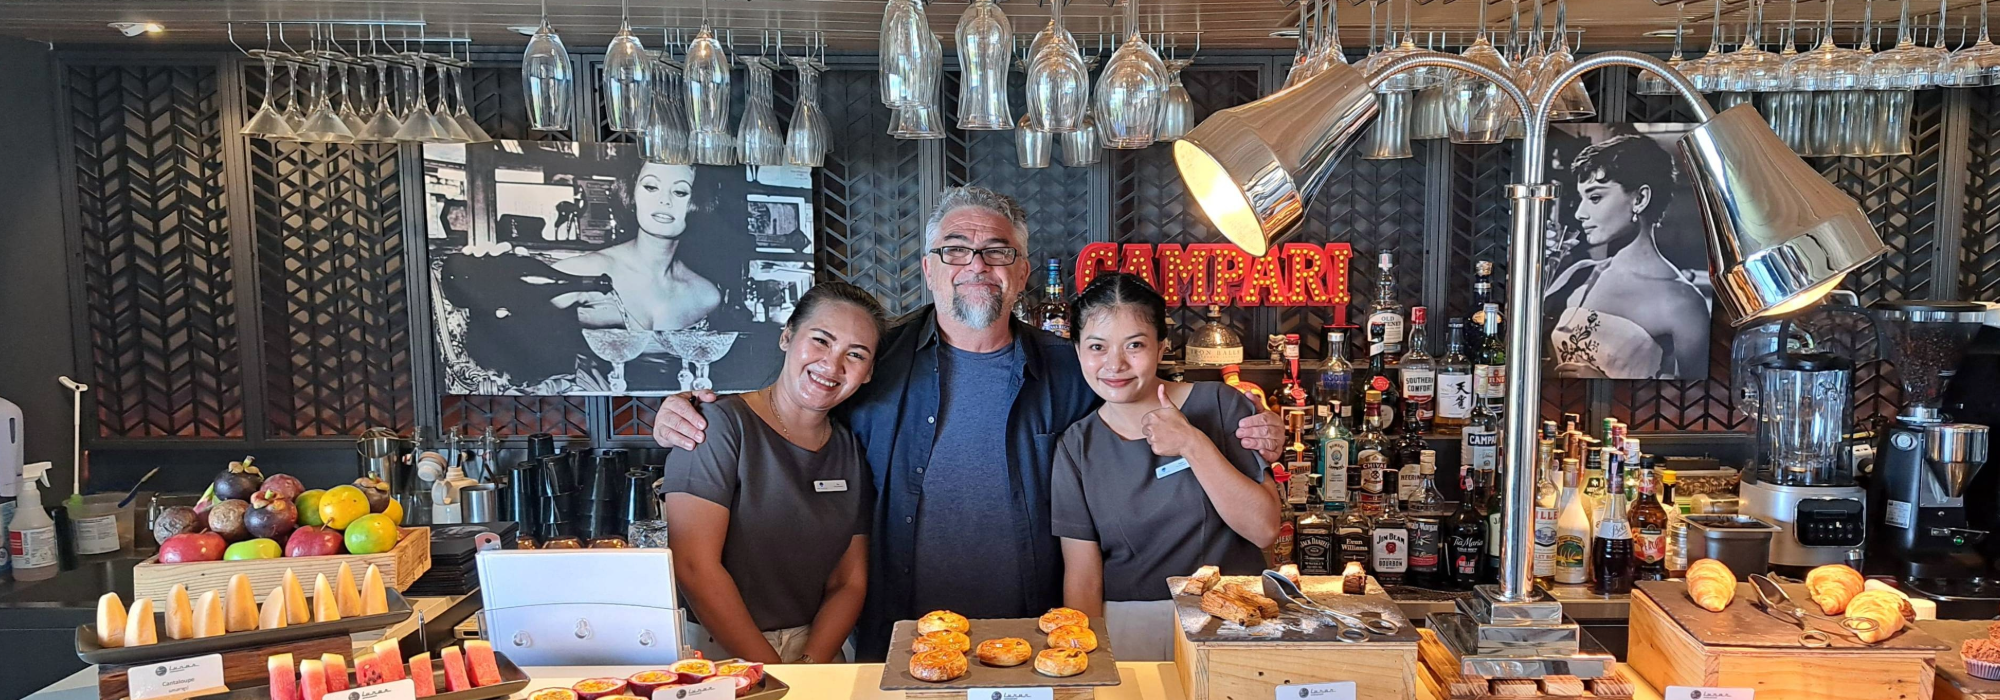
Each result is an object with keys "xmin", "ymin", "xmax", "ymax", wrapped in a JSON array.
[
  {"xmin": 203, "ymin": 649, "xmax": 532, "ymax": 700},
  {"xmin": 1170, "ymin": 575, "xmax": 1419, "ymax": 644},
  {"xmin": 1634, "ymin": 580, "xmax": 1946, "ymax": 651},
  {"xmin": 76, "ymin": 589, "xmax": 414, "ymax": 665},
  {"xmin": 878, "ymin": 617, "xmax": 1122, "ymax": 691}
]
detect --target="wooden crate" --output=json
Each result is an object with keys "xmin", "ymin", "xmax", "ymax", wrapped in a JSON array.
[
  {"xmin": 1415, "ymin": 629, "xmax": 1636, "ymax": 700},
  {"xmin": 132, "ymin": 527, "xmax": 430, "ymax": 602},
  {"xmin": 1627, "ymin": 586, "xmax": 1938, "ymax": 700},
  {"xmin": 1920, "ymin": 620, "xmax": 2000, "ymax": 700},
  {"xmin": 1175, "ymin": 621, "xmax": 1418, "ymax": 700},
  {"xmin": 97, "ymin": 633, "xmax": 349, "ymax": 700}
]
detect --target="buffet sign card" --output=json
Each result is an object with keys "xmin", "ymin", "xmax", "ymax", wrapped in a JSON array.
[
  {"xmin": 1664, "ymin": 687, "xmax": 1754, "ymax": 700},
  {"xmin": 1275, "ymin": 680, "xmax": 1355, "ymax": 700},
  {"xmin": 343, "ymin": 679, "xmax": 417, "ymax": 700},
  {"xmin": 127, "ymin": 654, "xmax": 225, "ymax": 700},
  {"xmin": 968, "ymin": 689, "xmax": 1054, "ymax": 700},
  {"xmin": 656, "ymin": 678, "xmax": 736, "ymax": 700}
]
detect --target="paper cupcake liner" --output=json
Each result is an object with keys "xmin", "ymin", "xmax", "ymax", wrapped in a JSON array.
[{"xmin": 1966, "ymin": 656, "xmax": 2000, "ymax": 681}]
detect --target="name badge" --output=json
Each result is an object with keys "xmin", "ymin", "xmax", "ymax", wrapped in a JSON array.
[
  {"xmin": 1664, "ymin": 687, "xmax": 1754, "ymax": 700},
  {"xmin": 129, "ymin": 654, "xmax": 226, "ymax": 700},
  {"xmin": 1154, "ymin": 458, "xmax": 1192, "ymax": 480},
  {"xmin": 656, "ymin": 678, "xmax": 736, "ymax": 700},
  {"xmin": 1275, "ymin": 681, "xmax": 1355, "ymax": 700},
  {"xmin": 813, "ymin": 480, "xmax": 848, "ymax": 493}
]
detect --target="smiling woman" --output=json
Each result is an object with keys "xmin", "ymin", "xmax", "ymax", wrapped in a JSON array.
[{"xmin": 553, "ymin": 161, "xmax": 721, "ymax": 331}]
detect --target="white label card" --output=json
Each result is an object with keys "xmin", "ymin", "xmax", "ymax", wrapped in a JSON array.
[
  {"xmin": 1155, "ymin": 458, "xmax": 1192, "ymax": 479},
  {"xmin": 813, "ymin": 480, "xmax": 849, "ymax": 493},
  {"xmin": 1664, "ymin": 686, "xmax": 1754, "ymax": 700},
  {"xmin": 343, "ymin": 679, "xmax": 417, "ymax": 700},
  {"xmin": 656, "ymin": 678, "xmax": 736, "ymax": 700},
  {"xmin": 968, "ymin": 688, "xmax": 1055, "ymax": 700},
  {"xmin": 128, "ymin": 654, "xmax": 226, "ymax": 700},
  {"xmin": 1276, "ymin": 681, "xmax": 1356, "ymax": 700}
]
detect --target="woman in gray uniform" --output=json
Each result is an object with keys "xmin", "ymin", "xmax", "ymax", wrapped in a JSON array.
[
  {"xmin": 660, "ymin": 282, "xmax": 886, "ymax": 663},
  {"xmin": 1050, "ymin": 273, "xmax": 1284, "ymax": 661}
]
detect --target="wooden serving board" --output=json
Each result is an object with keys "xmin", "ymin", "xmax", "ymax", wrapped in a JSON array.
[
  {"xmin": 1921, "ymin": 620, "xmax": 2000, "ymax": 700},
  {"xmin": 1631, "ymin": 580, "xmax": 1945, "ymax": 651},
  {"xmin": 878, "ymin": 617, "xmax": 1120, "ymax": 692},
  {"xmin": 1627, "ymin": 586, "xmax": 1942, "ymax": 700},
  {"xmin": 131, "ymin": 527, "xmax": 431, "ymax": 602},
  {"xmin": 96, "ymin": 633, "xmax": 349, "ymax": 700}
]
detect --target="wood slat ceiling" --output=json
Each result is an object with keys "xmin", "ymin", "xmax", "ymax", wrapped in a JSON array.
[{"xmin": 0, "ymin": 0, "xmax": 1984, "ymax": 52}]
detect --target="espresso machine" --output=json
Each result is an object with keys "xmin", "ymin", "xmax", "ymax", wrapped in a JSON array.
[
  {"xmin": 1865, "ymin": 300, "xmax": 1994, "ymax": 593},
  {"xmin": 1733, "ymin": 309, "xmax": 1871, "ymax": 575}
]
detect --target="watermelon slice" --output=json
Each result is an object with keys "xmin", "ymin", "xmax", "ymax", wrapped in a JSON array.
[
  {"xmin": 267, "ymin": 653, "xmax": 299, "ymax": 700},
  {"xmin": 464, "ymin": 640, "xmax": 503, "ymax": 687},
  {"xmin": 298, "ymin": 659, "xmax": 328, "ymax": 700},
  {"xmin": 354, "ymin": 652, "xmax": 386, "ymax": 687},
  {"xmin": 407, "ymin": 652, "xmax": 437, "ymax": 698},
  {"xmin": 321, "ymin": 654, "xmax": 349, "ymax": 692},
  {"xmin": 441, "ymin": 645, "xmax": 473, "ymax": 692},
  {"xmin": 372, "ymin": 640, "xmax": 407, "ymax": 682}
]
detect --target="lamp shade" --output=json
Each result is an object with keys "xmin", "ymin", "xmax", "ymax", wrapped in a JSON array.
[
  {"xmin": 1678, "ymin": 104, "xmax": 1888, "ymax": 326},
  {"xmin": 1172, "ymin": 61, "xmax": 1376, "ymax": 255}
]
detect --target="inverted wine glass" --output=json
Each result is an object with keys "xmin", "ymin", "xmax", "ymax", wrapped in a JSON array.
[
  {"xmin": 523, "ymin": 18, "xmax": 574, "ymax": 131},
  {"xmin": 956, "ymin": 0, "xmax": 1014, "ymax": 130}
]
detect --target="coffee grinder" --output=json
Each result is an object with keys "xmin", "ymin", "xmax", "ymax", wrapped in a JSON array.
[
  {"xmin": 1733, "ymin": 325, "xmax": 1869, "ymax": 575},
  {"xmin": 1866, "ymin": 300, "xmax": 1993, "ymax": 591}
]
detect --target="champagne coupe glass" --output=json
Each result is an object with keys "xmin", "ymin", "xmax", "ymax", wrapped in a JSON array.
[
  {"xmin": 785, "ymin": 56, "xmax": 828, "ymax": 167},
  {"xmin": 523, "ymin": 2, "xmax": 575, "ymax": 132},
  {"xmin": 1940, "ymin": 0, "xmax": 2000, "ymax": 86},
  {"xmin": 1450, "ymin": 0, "xmax": 1513, "ymax": 145},
  {"xmin": 1683, "ymin": 0, "xmax": 1730, "ymax": 92},
  {"xmin": 242, "ymin": 53, "xmax": 297, "ymax": 139},
  {"xmin": 1638, "ymin": 1, "xmax": 1689, "ymax": 95},
  {"xmin": 1026, "ymin": 0, "xmax": 1089, "ymax": 133},
  {"xmin": 1372, "ymin": 0, "xmax": 1436, "ymax": 91},
  {"xmin": 450, "ymin": 66, "xmax": 493, "ymax": 143},
  {"xmin": 298, "ymin": 57, "xmax": 357, "ymax": 143},
  {"xmin": 1155, "ymin": 58, "xmax": 1194, "ymax": 142},
  {"xmin": 1868, "ymin": 0, "xmax": 1945, "ymax": 89},
  {"xmin": 738, "ymin": 55, "xmax": 785, "ymax": 166},
  {"xmin": 645, "ymin": 58, "xmax": 695, "ymax": 165},
  {"xmin": 583, "ymin": 328, "xmax": 653, "ymax": 394},
  {"xmin": 880, "ymin": 0, "xmax": 941, "ymax": 109},
  {"xmin": 602, "ymin": 8, "xmax": 653, "ymax": 134},
  {"xmin": 956, "ymin": 0, "xmax": 1014, "ymax": 130},
  {"xmin": 655, "ymin": 330, "xmax": 742, "ymax": 392},
  {"xmin": 1093, "ymin": 0, "xmax": 1167, "ymax": 150},
  {"xmin": 685, "ymin": 26, "xmax": 736, "ymax": 166},
  {"xmin": 360, "ymin": 60, "xmax": 403, "ymax": 141}
]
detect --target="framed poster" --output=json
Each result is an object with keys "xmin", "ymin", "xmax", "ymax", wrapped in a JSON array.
[{"xmin": 422, "ymin": 141, "xmax": 814, "ymax": 395}]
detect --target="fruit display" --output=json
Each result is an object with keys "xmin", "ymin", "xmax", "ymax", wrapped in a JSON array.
[
  {"xmin": 163, "ymin": 459, "xmax": 402, "ymax": 561},
  {"xmin": 89, "ymin": 566, "xmax": 392, "ymax": 649},
  {"xmin": 526, "ymin": 658, "xmax": 767, "ymax": 699}
]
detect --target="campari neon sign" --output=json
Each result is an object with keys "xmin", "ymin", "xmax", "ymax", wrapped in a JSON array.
[{"xmin": 1074, "ymin": 242, "xmax": 1356, "ymax": 325}]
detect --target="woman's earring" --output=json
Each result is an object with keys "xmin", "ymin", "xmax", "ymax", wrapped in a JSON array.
[{"xmin": 1630, "ymin": 210, "xmax": 1640, "ymax": 223}]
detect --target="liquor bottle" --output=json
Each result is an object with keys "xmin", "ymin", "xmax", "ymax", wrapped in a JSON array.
[
  {"xmin": 1395, "ymin": 401, "xmax": 1427, "ymax": 507},
  {"xmin": 1461, "ymin": 394, "xmax": 1500, "ymax": 475},
  {"xmin": 1400, "ymin": 307, "xmax": 1436, "ymax": 433},
  {"xmin": 1222, "ymin": 364, "xmax": 1270, "ymax": 412},
  {"xmin": 1449, "ymin": 467, "xmax": 1488, "ymax": 590},
  {"xmin": 1187, "ymin": 305, "xmax": 1245, "ymax": 365},
  {"xmin": 1630, "ymin": 462, "xmax": 1670, "ymax": 582},
  {"xmin": 1554, "ymin": 457, "xmax": 1591, "ymax": 585},
  {"xmin": 1282, "ymin": 411, "xmax": 1312, "ymax": 505},
  {"xmin": 1320, "ymin": 328, "xmax": 1354, "ymax": 408},
  {"xmin": 1483, "ymin": 465, "xmax": 1505, "ymax": 581},
  {"xmin": 1355, "ymin": 390, "xmax": 1391, "ymax": 517},
  {"xmin": 1434, "ymin": 320, "xmax": 1474, "ymax": 433},
  {"xmin": 1365, "ymin": 252, "xmax": 1406, "ymax": 365},
  {"xmin": 1037, "ymin": 257, "xmax": 1071, "ymax": 338},
  {"xmin": 1474, "ymin": 302, "xmax": 1506, "ymax": 403},
  {"xmin": 1534, "ymin": 430, "xmax": 1562, "ymax": 586},
  {"xmin": 1335, "ymin": 502, "xmax": 1373, "ymax": 570},
  {"xmin": 1371, "ymin": 483, "xmax": 1409, "ymax": 585},
  {"xmin": 1162, "ymin": 315, "xmax": 1182, "ymax": 362},
  {"xmin": 1318, "ymin": 401, "xmax": 1353, "ymax": 506},
  {"xmin": 1271, "ymin": 502, "xmax": 1300, "ymax": 567},
  {"xmin": 1591, "ymin": 465, "xmax": 1634, "ymax": 594},
  {"xmin": 1583, "ymin": 446, "xmax": 1610, "ymax": 532},
  {"xmin": 1296, "ymin": 500, "xmax": 1337, "ymax": 576},
  {"xmin": 1360, "ymin": 349, "xmax": 1401, "ymax": 434},
  {"xmin": 1406, "ymin": 451, "xmax": 1450, "ymax": 587},
  {"xmin": 1469, "ymin": 260, "xmax": 1499, "ymax": 345}
]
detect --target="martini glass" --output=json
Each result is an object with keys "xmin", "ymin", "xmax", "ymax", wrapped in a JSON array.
[
  {"xmin": 655, "ymin": 330, "xmax": 742, "ymax": 392},
  {"xmin": 582, "ymin": 328, "xmax": 654, "ymax": 393},
  {"xmin": 359, "ymin": 60, "xmax": 403, "ymax": 141},
  {"xmin": 242, "ymin": 54, "xmax": 296, "ymax": 139}
]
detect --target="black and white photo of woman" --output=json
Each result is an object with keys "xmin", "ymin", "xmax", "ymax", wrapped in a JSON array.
[
  {"xmin": 1542, "ymin": 129, "xmax": 1713, "ymax": 380},
  {"xmin": 556, "ymin": 161, "xmax": 734, "ymax": 331}
]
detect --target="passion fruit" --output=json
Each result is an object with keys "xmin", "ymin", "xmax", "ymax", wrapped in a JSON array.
[
  {"xmin": 714, "ymin": 660, "xmax": 765, "ymax": 686},
  {"xmin": 626, "ymin": 670, "xmax": 680, "ymax": 697},
  {"xmin": 668, "ymin": 659, "xmax": 716, "ymax": 679},
  {"xmin": 527, "ymin": 689, "xmax": 579, "ymax": 700},
  {"xmin": 570, "ymin": 678, "xmax": 630, "ymax": 700}
]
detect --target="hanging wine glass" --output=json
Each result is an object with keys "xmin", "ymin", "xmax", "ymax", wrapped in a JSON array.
[
  {"xmin": 1093, "ymin": 0, "xmax": 1167, "ymax": 150},
  {"xmin": 1940, "ymin": 0, "xmax": 2000, "ymax": 86},
  {"xmin": 1285, "ymin": 0, "xmax": 1317, "ymax": 88},
  {"xmin": 1155, "ymin": 58, "xmax": 1193, "ymax": 142},
  {"xmin": 298, "ymin": 57, "xmax": 357, "ymax": 143},
  {"xmin": 956, "ymin": 0, "xmax": 1014, "ymax": 130},
  {"xmin": 738, "ymin": 55, "xmax": 785, "ymax": 166},
  {"xmin": 602, "ymin": 5, "xmax": 653, "ymax": 133},
  {"xmin": 450, "ymin": 65, "xmax": 493, "ymax": 143},
  {"xmin": 242, "ymin": 53, "xmax": 297, "ymax": 139},
  {"xmin": 522, "ymin": 2, "xmax": 574, "ymax": 132},
  {"xmin": 684, "ymin": 25, "xmax": 736, "ymax": 165},
  {"xmin": 1060, "ymin": 113, "xmax": 1101, "ymax": 166},
  {"xmin": 786, "ymin": 56, "xmax": 828, "ymax": 167},
  {"xmin": 1017, "ymin": 113, "xmax": 1053, "ymax": 168},
  {"xmin": 1712, "ymin": 0, "xmax": 1787, "ymax": 93},
  {"xmin": 646, "ymin": 56, "xmax": 694, "ymax": 165},
  {"xmin": 890, "ymin": 103, "xmax": 947, "ymax": 140},
  {"xmin": 880, "ymin": 0, "xmax": 941, "ymax": 109},
  {"xmin": 1536, "ymin": 0, "xmax": 1595, "ymax": 120},
  {"xmin": 1305, "ymin": 0, "xmax": 1348, "ymax": 76},
  {"xmin": 1638, "ymin": 2, "xmax": 1688, "ymax": 96},
  {"xmin": 1868, "ymin": 0, "xmax": 1944, "ymax": 88},
  {"xmin": 1026, "ymin": 0, "xmax": 1089, "ymax": 133},
  {"xmin": 1449, "ymin": 0, "xmax": 1513, "ymax": 145},
  {"xmin": 359, "ymin": 59, "xmax": 403, "ymax": 141}
]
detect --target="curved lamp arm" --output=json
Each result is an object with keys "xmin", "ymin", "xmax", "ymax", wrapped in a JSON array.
[
  {"xmin": 1362, "ymin": 50, "xmax": 1536, "ymax": 126},
  {"xmin": 1520, "ymin": 50, "xmax": 1714, "ymax": 182}
]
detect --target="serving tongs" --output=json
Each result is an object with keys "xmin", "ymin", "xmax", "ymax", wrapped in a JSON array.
[
  {"xmin": 1748, "ymin": 573, "xmax": 1876, "ymax": 647},
  {"xmin": 1260, "ymin": 570, "xmax": 1401, "ymax": 642}
]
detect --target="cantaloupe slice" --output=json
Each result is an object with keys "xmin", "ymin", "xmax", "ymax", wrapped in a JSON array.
[
  {"xmin": 193, "ymin": 590, "xmax": 226, "ymax": 638},
  {"xmin": 225, "ymin": 574, "xmax": 258, "ymax": 632},
  {"xmin": 123, "ymin": 598, "xmax": 157, "ymax": 646},
  {"xmin": 361, "ymin": 564, "xmax": 389, "ymax": 615},
  {"xmin": 164, "ymin": 584, "xmax": 194, "ymax": 640},
  {"xmin": 335, "ymin": 562, "xmax": 363, "ymax": 618},
  {"xmin": 95, "ymin": 592, "xmax": 126, "ymax": 648},
  {"xmin": 282, "ymin": 570, "xmax": 310, "ymax": 625},
  {"xmin": 259, "ymin": 585, "xmax": 288, "ymax": 630},
  {"xmin": 312, "ymin": 574, "xmax": 342, "ymax": 623}
]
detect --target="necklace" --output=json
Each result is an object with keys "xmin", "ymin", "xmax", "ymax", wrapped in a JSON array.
[{"xmin": 761, "ymin": 387, "xmax": 793, "ymax": 438}]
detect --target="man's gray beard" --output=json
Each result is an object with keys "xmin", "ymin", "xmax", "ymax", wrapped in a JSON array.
[{"xmin": 949, "ymin": 289, "xmax": 1006, "ymax": 329}]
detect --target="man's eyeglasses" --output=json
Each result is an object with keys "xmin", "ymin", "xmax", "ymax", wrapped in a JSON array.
[{"xmin": 929, "ymin": 246, "xmax": 1021, "ymax": 266}]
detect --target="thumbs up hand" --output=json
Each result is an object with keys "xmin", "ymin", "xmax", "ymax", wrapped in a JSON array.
[{"xmin": 1142, "ymin": 384, "xmax": 1205, "ymax": 458}]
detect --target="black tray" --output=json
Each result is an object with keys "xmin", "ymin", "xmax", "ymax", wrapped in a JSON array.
[
  {"xmin": 76, "ymin": 589, "xmax": 414, "ymax": 665},
  {"xmin": 200, "ymin": 648, "xmax": 532, "ymax": 700}
]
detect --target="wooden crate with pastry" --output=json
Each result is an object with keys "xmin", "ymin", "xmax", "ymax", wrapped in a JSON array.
[
  {"xmin": 1170, "ymin": 567, "xmax": 1420, "ymax": 700},
  {"xmin": 1627, "ymin": 562, "xmax": 1948, "ymax": 700}
]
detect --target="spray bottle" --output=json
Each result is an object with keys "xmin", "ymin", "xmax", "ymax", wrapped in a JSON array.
[
  {"xmin": 8, "ymin": 461, "xmax": 56, "ymax": 580},
  {"xmin": 0, "ymin": 395, "xmax": 21, "ymax": 576}
]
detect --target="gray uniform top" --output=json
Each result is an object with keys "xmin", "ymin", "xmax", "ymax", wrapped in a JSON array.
[
  {"xmin": 659, "ymin": 395, "xmax": 872, "ymax": 631},
  {"xmin": 1050, "ymin": 381, "xmax": 1269, "ymax": 602}
]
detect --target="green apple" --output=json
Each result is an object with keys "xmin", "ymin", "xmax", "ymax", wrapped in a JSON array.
[{"xmin": 223, "ymin": 538, "xmax": 282, "ymax": 560}]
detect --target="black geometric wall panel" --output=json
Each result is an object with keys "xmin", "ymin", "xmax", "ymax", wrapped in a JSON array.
[
  {"xmin": 461, "ymin": 64, "xmax": 570, "ymax": 142},
  {"xmin": 942, "ymin": 69, "xmax": 1097, "ymax": 269},
  {"xmin": 439, "ymin": 394, "xmax": 591, "ymax": 437},
  {"xmin": 613, "ymin": 396, "xmax": 660, "ymax": 437},
  {"xmin": 66, "ymin": 64, "xmax": 246, "ymax": 439},
  {"xmin": 1964, "ymin": 86, "xmax": 2000, "ymax": 300},
  {"xmin": 816, "ymin": 67, "xmax": 930, "ymax": 317}
]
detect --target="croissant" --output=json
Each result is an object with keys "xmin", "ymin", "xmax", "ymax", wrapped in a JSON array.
[
  {"xmin": 1685, "ymin": 558, "xmax": 1736, "ymax": 612},
  {"xmin": 1806, "ymin": 564, "xmax": 1865, "ymax": 614},
  {"xmin": 1845, "ymin": 590, "xmax": 1911, "ymax": 643}
]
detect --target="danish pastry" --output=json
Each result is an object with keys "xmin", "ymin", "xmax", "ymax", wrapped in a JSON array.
[
  {"xmin": 908, "ymin": 650, "xmax": 968, "ymax": 682},
  {"xmin": 975, "ymin": 637, "xmax": 1032, "ymax": 667},
  {"xmin": 916, "ymin": 610, "xmax": 970, "ymax": 636},
  {"xmin": 1038, "ymin": 607, "xmax": 1088, "ymax": 634},
  {"xmin": 912, "ymin": 630, "xmax": 971, "ymax": 654},
  {"xmin": 1034, "ymin": 648, "xmax": 1088, "ymax": 678},
  {"xmin": 1047, "ymin": 623, "xmax": 1099, "ymax": 652}
]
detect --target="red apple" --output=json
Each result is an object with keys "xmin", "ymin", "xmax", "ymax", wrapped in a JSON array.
[
  {"xmin": 284, "ymin": 525, "xmax": 346, "ymax": 558},
  {"xmin": 157, "ymin": 532, "xmax": 227, "ymax": 563}
]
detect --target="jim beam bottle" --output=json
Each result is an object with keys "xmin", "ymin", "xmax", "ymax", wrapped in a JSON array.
[{"xmin": 1371, "ymin": 482, "xmax": 1409, "ymax": 585}]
